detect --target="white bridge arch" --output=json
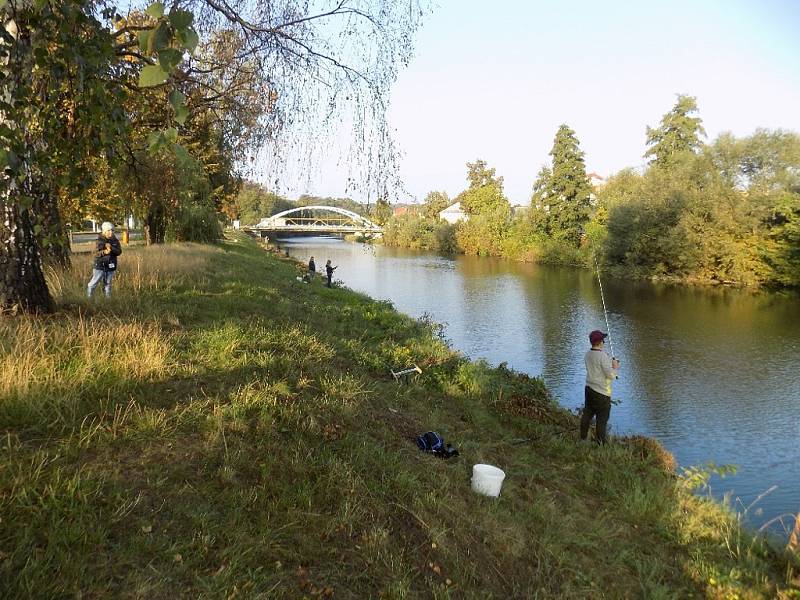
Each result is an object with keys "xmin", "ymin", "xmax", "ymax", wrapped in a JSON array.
[{"xmin": 249, "ymin": 205, "xmax": 383, "ymax": 235}]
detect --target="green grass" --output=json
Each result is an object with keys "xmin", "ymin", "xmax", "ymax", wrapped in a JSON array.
[{"xmin": 1, "ymin": 234, "xmax": 798, "ymax": 599}]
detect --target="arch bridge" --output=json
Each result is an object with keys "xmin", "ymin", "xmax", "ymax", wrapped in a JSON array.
[{"xmin": 246, "ymin": 205, "xmax": 382, "ymax": 237}]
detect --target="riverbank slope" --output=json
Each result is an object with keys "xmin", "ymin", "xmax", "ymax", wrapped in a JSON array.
[{"xmin": 1, "ymin": 234, "xmax": 797, "ymax": 598}]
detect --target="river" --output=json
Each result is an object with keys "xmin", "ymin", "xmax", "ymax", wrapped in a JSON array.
[{"xmin": 281, "ymin": 236, "xmax": 800, "ymax": 538}]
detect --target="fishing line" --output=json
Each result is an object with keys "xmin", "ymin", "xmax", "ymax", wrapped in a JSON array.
[
  {"xmin": 591, "ymin": 241, "xmax": 614, "ymax": 359},
  {"xmin": 590, "ymin": 240, "xmax": 624, "ymax": 406}
]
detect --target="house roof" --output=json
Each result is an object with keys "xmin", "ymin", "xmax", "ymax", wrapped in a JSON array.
[{"xmin": 439, "ymin": 202, "xmax": 463, "ymax": 214}]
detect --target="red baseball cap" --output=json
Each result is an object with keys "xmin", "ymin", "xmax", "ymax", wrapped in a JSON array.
[{"xmin": 589, "ymin": 330, "xmax": 608, "ymax": 345}]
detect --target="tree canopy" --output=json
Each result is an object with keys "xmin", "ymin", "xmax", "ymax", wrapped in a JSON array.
[
  {"xmin": 530, "ymin": 124, "xmax": 592, "ymax": 246},
  {"xmin": 422, "ymin": 190, "xmax": 451, "ymax": 220},
  {"xmin": 600, "ymin": 129, "xmax": 800, "ymax": 286},
  {"xmin": 644, "ymin": 94, "xmax": 707, "ymax": 167},
  {"xmin": 459, "ymin": 159, "xmax": 509, "ymax": 216},
  {"xmin": 383, "ymin": 99, "xmax": 800, "ymax": 288},
  {"xmin": 1, "ymin": 0, "xmax": 428, "ymax": 313}
]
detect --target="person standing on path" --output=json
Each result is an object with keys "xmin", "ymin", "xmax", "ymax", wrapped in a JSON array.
[
  {"xmin": 580, "ymin": 330, "xmax": 620, "ymax": 444},
  {"xmin": 87, "ymin": 222, "xmax": 122, "ymax": 298},
  {"xmin": 308, "ymin": 256, "xmax": 316, "ymax": 280},
  {"xmin": 325, "ymin": 259, "xmax": 337, "ymax": 288}
]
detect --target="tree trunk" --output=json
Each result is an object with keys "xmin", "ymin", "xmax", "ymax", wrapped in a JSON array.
[
  {"xmin": 1, "ymin": 196, "xmax": 54, "ymax": 314},
  {"xmin": 144, "ymin": 200, "xmax": 166, "ymax": 244},
  {"xmin": 1, "ymin": 10, "xmax": 54, "ymax": 313},
  {"xmin": 38, "ymin": 190, "xmax": 71, "ymax": 268}
]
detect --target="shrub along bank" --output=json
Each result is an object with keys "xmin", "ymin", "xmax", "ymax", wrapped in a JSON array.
[{"xmin": 1, "ymin": 234, "xmax": 797, "ymax": 598}]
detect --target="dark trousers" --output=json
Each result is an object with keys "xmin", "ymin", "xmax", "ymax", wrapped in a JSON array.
[
  {"xmin": 326, "ymin": 274, "xmax": 332, "ymax": 287},
  {"xmin": 580, "ymin": 386, "xmax": 611, "ymax": 444}
]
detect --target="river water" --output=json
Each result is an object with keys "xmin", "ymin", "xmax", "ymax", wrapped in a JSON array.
[{"xmin": 282, "ymin": 237, "xmax": 800, "ymax": 537}]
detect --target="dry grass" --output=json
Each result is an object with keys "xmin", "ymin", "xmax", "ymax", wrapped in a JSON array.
[
  {"xmin": 3, "ymin": 241, "xmax": 219, "ymax": 403},
  {"xmin": 1, "ymin": 243, "xmax": 219, "ymax": 439},
  {"xmin": 46, "ymin": 242, "xmax": 221, "ymax": 303},
  {"xmin": 0, "ymin": 315, "xmax": 172, "ymax": 399}
]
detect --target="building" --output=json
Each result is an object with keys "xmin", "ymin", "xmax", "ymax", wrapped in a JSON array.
[
  {"xmin": 510, "ymin": 204, "xmax": 530, "ymax": 217},
  {"xmin": 587, "ymin": 172, "xmax": 606, "ymax": 206},
  {"xmin": 588, "ymin": 172, "xmax": 606, "ymax": 188},
  {"xmin": 393, "ymin": 205, "xmax": 419, "ymax": 217},
  {"xmin": 438, "ymin": 202, "xmax": 468, "ymax": 224}
]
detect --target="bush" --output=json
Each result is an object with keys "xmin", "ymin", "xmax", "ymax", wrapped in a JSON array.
[
  {"xmin": 168, "ymin": 204, "xmax": 222, "ymax": 243},
  {"xmin": 434, "ymin": 222, "xmax": 458, "ymax": 254}
]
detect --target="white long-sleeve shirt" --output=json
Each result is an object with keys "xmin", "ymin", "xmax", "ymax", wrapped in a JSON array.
[{"xmin": 585, "ymin": 348, "xmax": 617, "ymax": 396}]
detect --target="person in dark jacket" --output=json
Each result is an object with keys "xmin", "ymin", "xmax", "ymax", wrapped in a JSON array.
[
  {"xmin": 307, "ymin": 256, "xmax": 316, "ymax": 280},
  {"xmin": 325, "ymin": 259, "xmax": 337, "ymax": 288},
  {"xmin": 87, "ymin": 221, "xmax": 122, "ymax": 298}
]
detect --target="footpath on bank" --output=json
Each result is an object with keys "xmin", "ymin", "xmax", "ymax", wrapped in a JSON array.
[{"xmin": 1, "ymin": 233, "xmax": 797, "ymax": 598}]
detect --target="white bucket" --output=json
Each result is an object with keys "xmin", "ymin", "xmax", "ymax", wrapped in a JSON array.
[{"xmin": 471, "ymin": 464, "xmax": 506, "ymax": 497}]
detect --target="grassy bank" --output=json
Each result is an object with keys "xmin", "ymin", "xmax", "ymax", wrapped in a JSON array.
[{"xmin": 1, "ymin": 235, "xmax": 798, "ymax": 598}]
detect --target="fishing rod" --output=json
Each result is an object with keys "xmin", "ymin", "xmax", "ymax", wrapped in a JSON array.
[
  {"xmin": 591, "ymin": 246, "xmax": 615, "ymax": 359},
  {"xmin": 590, "ymin": 241, "xmax": 624, "ymax": 405}
]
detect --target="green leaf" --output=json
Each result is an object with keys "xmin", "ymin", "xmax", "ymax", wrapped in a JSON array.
[
  {"xmin": 169, "ymin": 90, "xmax": 186, "ymax": 110},
  {"xmin": 137, "ymin": 30, "xmax": 151, "ymax": 54},
  {"xmin": 152, "ymin": 22, "xmax": 171, "ymax": 52},
  {"xmin": 164, "ymin": 128, "xmax": 179, "ymax": 143},
  {"xmin": 178, "ymin": 28, "xmax": 199, "ymax": 53},
  {"xmin": 169, "ymin": 90, "xmax": 189, "ymax": 125},
  {"xmin": 145, "ymin": 2, "xmax": 164, "ymax": 19},
  {"xmin": 168, "ymin": 9, "xmax": 193, "ymax": 30},
  {"xmin": 138, "ymin": 64, "xmax": 169, "ymax": 87},
  {"xmin": 158, "ymin": 48, "xmax": 183, "ymax": 72},
  {"xmin": 147, "ymin": 131, "xmax": 163, "ymax": 153},
  {"xmin": 173, "ymin": 143, "xmax": 190, "ymax": 164},
  {"xmin": 0, "ymin": 148, "xmax": 19, "ymax": 173},
  {"xmin": 146, "ymin": 29, "xmax": 157, "ymax": 55},
  {"xmin": 174, "ymin": 105, "xmax": 189, "ymax": 126}
]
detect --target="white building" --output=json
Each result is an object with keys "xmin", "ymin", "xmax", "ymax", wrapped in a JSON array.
[
  {"xmin": 588, "ymin": 172, "xmax": 606, "ymax": 188},
  {"xmin": 438, "ymin": 202, "xmax": 468, "ymax": 224},
  {"xmin": 588, "ymin": 172, "xmax": 606, "ymax": 206},
  {"xmin": 511, "ymin": 204, "xmax": 530, "ymax": 217}
]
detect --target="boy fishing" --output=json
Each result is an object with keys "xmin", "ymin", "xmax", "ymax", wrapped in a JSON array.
[{"xmin": 580, "ymin": 330, "xmax": 620, "ymax": 444}]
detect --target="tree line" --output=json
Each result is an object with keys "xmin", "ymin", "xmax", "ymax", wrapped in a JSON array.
[
  {"xmin": 383, "ymin": 95, "xmax": 800, "ymax": 288},
  {"xmin": 1, "ymin": 0, "xmax": 425, "ymax": 313}
]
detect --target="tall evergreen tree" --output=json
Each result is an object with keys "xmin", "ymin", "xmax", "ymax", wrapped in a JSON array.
[
  {"xmin": 530, "ymin": 165, "xmax": 552, "ymax": 209},
  {"xmin": 532, "ymin": 124, "xmax": 592, "ymax": 245},
  {"xmin": 644, "ymin": 94, "xmax": 706, "ymax": 167}
]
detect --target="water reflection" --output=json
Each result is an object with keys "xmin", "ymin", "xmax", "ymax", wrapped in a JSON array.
[{"xmin": 281, "ymin": 237, "xmax": 800, "ymax": 536}]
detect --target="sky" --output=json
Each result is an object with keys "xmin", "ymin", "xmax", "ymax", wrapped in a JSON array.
[{"xmin": 279, "ymin": 0, "xmax": 800, "ymax": 206}]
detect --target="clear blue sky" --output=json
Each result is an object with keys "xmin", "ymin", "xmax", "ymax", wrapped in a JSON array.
[{"xmin": 286, "ymin": 0, "xmax": 800, "ymax": 205}]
